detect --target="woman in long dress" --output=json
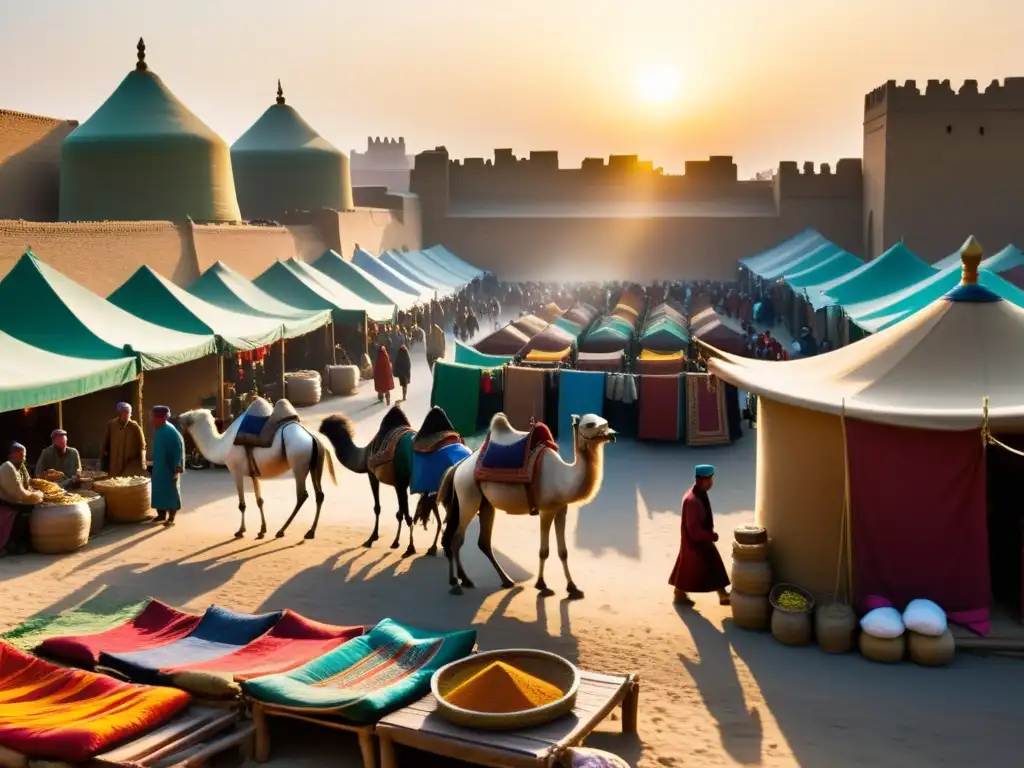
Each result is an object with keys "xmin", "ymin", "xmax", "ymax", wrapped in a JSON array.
[{"xmin": 374, "ymin": 346, "xmax": 395, "ymax": 405}]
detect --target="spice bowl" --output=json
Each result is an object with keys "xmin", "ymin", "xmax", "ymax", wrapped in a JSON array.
[{"xmin": 431, "ymin": 648, "xmax": 580, "ymax": 730}]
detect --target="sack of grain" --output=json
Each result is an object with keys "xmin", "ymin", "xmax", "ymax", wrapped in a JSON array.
[
  {"xmin": 859, "ymin": 631, "xmax": 906, "ymax": 663},
  {"xmin": 325, "ymin": 364, "xmax": 360, "ymax": 396},
  {"xmin": 30, "ymin": 502, "xmax": 90, "ymax": 554},
  {"xmin": 907, "ymin": 629, "xmax": 955, "ymax": 667},
  {"xmin": 285, "ymin": 370, "xmax": 322, "ymax": 407},
  {"xmin": 860, "ymin": 607, "xmax": 904, "ymax": 639},
  {"xmin": 902, "ymin": 599, "xmax": 947, "ymax": 637},
  {"xmin": 731, "ymin": 591, "xmax": 771, "ymax": 631},
  {"xmin": 815, "ymin": 602, "xmax": 857, "ymax": 654},
  {"xmin": 732, "ymin": 539, "xmax": 769, "ymax": 562},
  {"xmin": 730, "ymin": 558, "xmax": 772, "ymax": 596}
]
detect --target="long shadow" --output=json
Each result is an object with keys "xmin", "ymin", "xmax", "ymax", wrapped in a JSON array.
[{"xmin": 677, "ymin": 608, "xmax": 763, "ymax": 765}]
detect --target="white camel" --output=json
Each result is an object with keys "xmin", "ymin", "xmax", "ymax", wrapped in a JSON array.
[
  {"xmin": 178, "ymin": 401, "xmax": 337, "ymax": 540},
  {"xmin": 437, "ymin": 413, "xmax": 616, "ymax": 600}
]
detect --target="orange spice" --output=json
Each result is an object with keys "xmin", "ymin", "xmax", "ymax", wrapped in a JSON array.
[{"xmin": 444, "ymin": 661, "xmax": 562, "ymax": 713}]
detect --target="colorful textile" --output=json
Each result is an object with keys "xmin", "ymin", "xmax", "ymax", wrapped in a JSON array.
[
  {"xmin": 151, "ymin": 422, "xmax": 184, "ymax": 511},
  {"xmin": 475, "ymin": 423, "xmax": 557, "ymax": 484},
  {"xmin": 577, "ymin": 350, "xmax": 623, "ymax": 372},
  {"xmin": 557, "ymin": 370, "xmax": 606, "ymax": 438},
  {"xmin": 1, "ymin": 597, "xmax": 150, "ymax": 653},
  {"xmin": 846, "ymin": 419, "xmax": 991, "ymax": 635},
  {"xmin": 685, "ymin": 374, "xmax": 730, "ymax": 446},
  {"xmin": 453, "ymin": 340, "xmax": 512, "ymax": 367},
  {"xmin": 99, "ymin": 605, "xmax": 283, "ymax": 684},
  {"xmin": 0, "ymin": 642, "xmax": 191, "ymax": 762},
  {"xmin": 241, "ymin": 618, "xmax": 476, "ymax": 723},
  {"xmin": 638, "ymin": 375, "xmax": 683, "ymax": 441},
  {"xmin": 636, "ymin": 349, "xmax": 685, "ymax": 375},
  {"xmin": 503, "ymin": 366, "xmax": 547, "ymax": 430},
  {"xmin": 38, "ymin": 600, "xmax": 199, "ymax": 669},
  {"xmin": 669, "ymin": 487, "xmax": 730, "ymax": 593},
  {"xmin": 411, "ymin": 442, "xmax": 472, "ymax": 495},
  {"xmin": 525, "ymin": 346, "xmax": 571, "ymax": 362},
  {"xmin": 430, "ymin": 361, "xmax": 481, "ymax": 437}
]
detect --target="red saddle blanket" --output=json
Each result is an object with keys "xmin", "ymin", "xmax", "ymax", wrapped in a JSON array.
[
  {"xmin": 474, "ymin": 423, "xmax": 557, "ymax": 484},
  {"xmin": 368, "ymin": 427, "xmax": 414, "ymax": 472}
]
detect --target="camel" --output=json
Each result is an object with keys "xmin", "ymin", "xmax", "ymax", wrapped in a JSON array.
[
  {"xmin": 319, "ymin": 405, "xmax": 469, "ymax": 557},
  {"xmin": 177, "ymin": 398, "xmax": 336, "ymax": 540},
  {"xmin": 438, "ymin": 413, "xmax": 616, "ymax": 599}
]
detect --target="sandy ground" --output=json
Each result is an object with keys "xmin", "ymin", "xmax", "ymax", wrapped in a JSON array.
[{"xmin": 2, "ymin": 342, "xmax": 1023, "ymax": 768}]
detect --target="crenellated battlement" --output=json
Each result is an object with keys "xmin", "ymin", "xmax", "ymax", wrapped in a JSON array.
[
  {"xmin": 774, "ymin": 159, "xmax": 861, "ymax": 201},
  {"xmin": 865, "ymin": 77, "xmax": 1024, "ymax": 120}
]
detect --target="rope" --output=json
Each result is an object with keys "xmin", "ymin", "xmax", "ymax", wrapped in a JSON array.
[
  {"xmin": 833, "ymin": 399, "xmax": 854, "ymax": 605},
  {"xmin": 981, "ymin": 396, "xmax": 1024, "ymax": 457}
]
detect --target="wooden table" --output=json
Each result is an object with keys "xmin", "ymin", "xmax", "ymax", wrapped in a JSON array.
[{"xmin": 375, "ymin": 670, "xmax": 639, "ymax": 768}]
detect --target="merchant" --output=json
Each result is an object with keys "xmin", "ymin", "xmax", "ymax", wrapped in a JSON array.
[
  {"xmin": 0, "ymin": 442, "xmax": 43, "ymax": 556},
  {"xmin": 35, "ymin": 429, "xmax": 82, "ymax": 489},
  {"xmin": 150, "ymin": 406, "xmax": 184, "ymax": 526},
  {"xmin": 669, "ymin": 464, "xmax": 731, "ymax": 608},
  {"xmin": 101, "ymin": 402, "xmax": 147, "ymax": 478}
]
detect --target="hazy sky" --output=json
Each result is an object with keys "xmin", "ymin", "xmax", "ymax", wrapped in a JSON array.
[{"xmin": 1, "ymin": 0, "xmax": 1020, "ymax": 176}]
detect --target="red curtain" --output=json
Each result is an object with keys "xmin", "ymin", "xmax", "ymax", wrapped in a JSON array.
[{"xmin": 846, "ymin": 418, "xmax": 990, "ymax": 634}]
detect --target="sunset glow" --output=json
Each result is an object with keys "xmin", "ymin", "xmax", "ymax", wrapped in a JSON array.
[{"xmin": 636, "ymin": 65, "xmax": 681, "ymax": 105}]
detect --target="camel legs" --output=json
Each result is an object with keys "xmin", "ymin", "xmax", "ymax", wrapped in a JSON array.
[
  {"xmin": 233, "ymin": 472, "xmax": 247, "ymax": 539},
  {"xmin": 555, "ymin": 506, "xmax": 584, "ymax": 599},
  {"xmin": 393, "ymin": 486, "xmax": 412, "ymax": 553},
  {"xmin": 535, "ymin": 511, "xmax": 555, "ymax": 597},
  {"xmin": 447, "ymin": 528, "xmax": 475, "ymax": 595},
  {"xmin": 426, "ymin": 498, "xmax": 442, "ymax": 557},
  {"xmin": 251, "ymin": 476, "xmax": 267, "ymax": 539},
  {"xmin": 478, "ymin": 501, "xmax": 514, "ymax": 589},
  {"xmin": 364, "ymin": 475, "xmax": 382, "ymax": 548},
  {"xmin": 275, "ymin": 471, "xmax": 310, "ymax": 538},
  {"xmin": 304, "ymin": 451, "xmax": 326, "ymax": 540}
]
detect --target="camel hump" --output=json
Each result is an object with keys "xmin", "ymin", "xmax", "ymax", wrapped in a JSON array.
[
  {"xmin": 271, "ymin": 398, "xmax": 300, "ymax": 423},
  {"xmin": 487, "ymin": 412, "xmax": 549, "ymax": 447},
  {"xmin": 243, "ymin": 397, "xmax": 273, "ymax": 419}
]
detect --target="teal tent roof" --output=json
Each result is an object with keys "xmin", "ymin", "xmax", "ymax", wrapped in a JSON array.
[
  {"xmin": 420, "ymin": 245, "xmax": 485, "ymax": 281},
  {"xmin": 740, "ymin": 230, "xmax": 830, "ymax": 277},
  {"xmin": 109, "ymin": 266, "xmax": 285, "ymax": 351},
  {"xmin": 641, "ymin": 317, "xmax": 690, "ymax": 351},
  {"xmin": 381, "ymin": 250, "xmax": 462, "ymax": 292},
  {"xmin": 254, "ymin": 260, "xmax": 392, "ymax": 324},
  {"xmin": 351, "ymin": 248, "xmax": 433, "ymax": 300},
  {"xmin": 312, "ymin": 250, "xmax": 415, "ymax": 311},
  {"xmin": 453, "ymin": 340, "xmax": 513, "ymax": 367},
  {"xmin": 755, "ymin": 241, "xmax": 844, "ymax": 281},
  {"xmin": 0, "ymin": 252, "xmax": 215, "ymax": 370},
  {"xmin": 0, "ymin": 330, "xmax": 137, "ymax": 412},
  {"xmin": 809, "ymin": 242, "xmax": 934, "ymax": 311},
  {"xmin": 783, "ymin": 250, "xmax": 863, "ymax": 291},
  {"xmin": 188, "ymin": 262, "xmax": 331, "ymax": 340}
]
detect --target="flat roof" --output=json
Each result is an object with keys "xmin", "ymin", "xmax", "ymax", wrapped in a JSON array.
[{"xmin": 447, "ymin": 198, "xmax": 778, "ymax": 219}]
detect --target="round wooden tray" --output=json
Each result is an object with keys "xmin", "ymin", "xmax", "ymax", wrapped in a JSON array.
[{"xmin": 431, "ymin": 649, "xmax": 580, "ymax": 731}]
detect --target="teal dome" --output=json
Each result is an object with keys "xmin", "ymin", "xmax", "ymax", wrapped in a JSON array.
[
  {"xmin": 231, "ymin": 83, "xmax": 353, "ymax": 219},
  {"xmin": 59, "ymin": 40, "xmax": 241, "ymax": 223}
]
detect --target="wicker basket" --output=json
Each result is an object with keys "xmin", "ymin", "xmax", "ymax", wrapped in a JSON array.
[
  {"xmin": 732, "ymin": 540, "xmax": 769, "ymax": 562},
  {"xmin": 325, "ymin": 364, "xmax": 360, "ymax": 396},
  {"xmin": 432, "ymin": 649, "xmax": 580, "ymax": 731},
  {"xmin": 93, "ymin": 478, "xmax": 152, "ymax": 523},
  {"xmin": 815, "ymin": 602, "xmax": 857, "ymax": 654},
  {"xmin": 859, "ymin": 631, "xmax": 906, "ymax": 663},
  {"xmin": 730, "ymin": 559, "xmax": 772, "ymax": 596},
  {"xmin": 285, "ymin": 370, "xmax": 322, "ymax": 407},
  {"xmin": 77, "ymin": 490, "xmax": 106, "ymax": 537},
  {"xmin": 730, "ymin": 591, "xmax": 770, "ymax": 631},
  {"xmin": 907, "ymin": 629, "xmax": 955, "ymax": 667},
  {"xmin": 77, "ymin": 470, "xmax": 108, "ymax": 491},
  {"xmin": 769, "ymin": 583, "xmax": 815, "ymax": 646},
  {"xmin": 30, "ymin": 502, "xmax": 90, "ymax": 554},
  {"xmin": 734, "ymin": 525, "xmax": 767, "ymax": 546}
]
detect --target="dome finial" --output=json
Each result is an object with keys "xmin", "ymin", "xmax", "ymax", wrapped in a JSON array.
[
  {"xmin": 136, "ymin": 38, "xmax": 147, "ymax": 71},
  {"xmin": 276, "ymin": 80, "xmax": 285, "ymax": 106},
  {"xmin": 960, "ymin": 235, "xmax": 983, "ymax": 285}
]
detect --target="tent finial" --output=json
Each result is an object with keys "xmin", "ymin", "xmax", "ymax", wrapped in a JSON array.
[
  {"xmin": 960, "ymin": 235, "xmax": 983, "ymax": 285},
  {"xmin": 136, "ymin": 38, "xmax": 147, "ymax": 71},
  {"xmin": 276, "ymin": 80, "xmax": 285, "ymax": 106}
]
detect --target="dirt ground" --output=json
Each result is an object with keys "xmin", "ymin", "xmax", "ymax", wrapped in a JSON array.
[{"xmin": 2, "ymin": 343, "xmax": 1023, "ymax": 768}]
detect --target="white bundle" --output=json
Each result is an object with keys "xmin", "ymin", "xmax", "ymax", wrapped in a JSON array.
[
  {"xmin": 859, "ymin": 606, "xmax": 905, "ymax": 639},
  {"xmin": 285, "ymin": 370, "xmax": 322, "ymax": 407},
  {"xmin": 902, "ymin": 599, "xmax": 947, "ymax": 637}
]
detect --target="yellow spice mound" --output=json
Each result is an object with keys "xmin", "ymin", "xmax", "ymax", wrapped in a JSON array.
[{"xmin": 444, "ymin": 661, "xmax": 563, "ymax": 714}]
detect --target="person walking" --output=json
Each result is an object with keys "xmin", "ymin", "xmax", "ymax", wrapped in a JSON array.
[
  {"xmin": 150, "ymin": 406, "xmax": 184, "ymax": 526},
  {"xmin": 374, "ymin": 346, "xmax": 395, "ymax": 406},
  {"xmin": 669, "ymin": 464, "xmax": 731, "ymax": 607},
  {"xmin": 393, "ymin": 344, "xmax": 412, "ymax": 401}
]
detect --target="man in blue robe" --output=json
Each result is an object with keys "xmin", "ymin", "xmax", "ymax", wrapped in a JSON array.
[{"xmin": 150, "ymin": 406, "xmax": 184, "ymax": 526}]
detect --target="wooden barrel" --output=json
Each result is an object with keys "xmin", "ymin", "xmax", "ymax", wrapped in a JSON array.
[
  {"xmin": 730, "ymin": 559, "xmax": 772, "ymax": 596},
  {"xmin": 860, "ymin": 632, "xmax": 906, "ymax": 663},
  {"xmin": 30, "ymin": 502, "xmax": 90, "ymax": 554},
  {"xmin": 730, "ymin": 591, "xmax": 770, "ymax": 631}
]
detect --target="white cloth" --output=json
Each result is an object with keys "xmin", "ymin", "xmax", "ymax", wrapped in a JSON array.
[{"xmin": 0, "ymin": 461, "xmax": 42, "ymax": 506}]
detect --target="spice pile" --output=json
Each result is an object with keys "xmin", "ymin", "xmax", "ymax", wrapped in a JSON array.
[
  {"xmin": 444, "ymin": 661, "xmax": 563, "ymax": 714},
  {"xmin": 29, "ymin": 478, "xmax": 86, "ymax": 505},
  {"xmin": 776, "ymin": 590, "xmax": 810, "ymax": 611}
]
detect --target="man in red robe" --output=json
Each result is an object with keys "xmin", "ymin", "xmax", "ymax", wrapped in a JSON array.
[
  {"xmin": 669, "ymin": 464, "xmax": 731, "ymax": 607},
  {"xmin": 374, "ymin": 346, "xmax": 395, "ymax": 405}
]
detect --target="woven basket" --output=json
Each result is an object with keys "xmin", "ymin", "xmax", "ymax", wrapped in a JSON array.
[
  {"xmin": 30, "ymin": 502, "xmax": 90, "ymax": 554},
  {"xmin": 285, "ymin": 370, "xmax": 322, "ymax": 407},
  {"xmin": 734, "ymin": 525, "xmax": 767, "ymax": 546},
  {"xmin": 432, "ymin": 649, "xmax": 580, "ymax": 731},
  {"xmin": 41, "ymin": 469, "xmax": 65, "ymax": 483},
  {"xmin": 77, "ymin": 470, "xmax": 108, "ymax": 491},
  {"xmin": 732, "ymin": 540, "xmax": 769, "ymax": 562},
  {"xmin": 769, "ymin": 584, "xmax": 815, "ymax": 646},
  {"xmin": 907, "ymin": 629, "xmax": 955, "ymax": 667},
  {"xmin": 93, "ymin": 478, "xmax": 152, "ymax": 523},
  {"xmin": 730, "ymin": 559, "xmax": 772, "ymax": 596},
  {"xmin": 325, "ymin": 364, "xmax": 360, "ymax": 396},
  {"xmin": 815, "ymin": 602, "xmax": 857, "ymax": 654},
  {"xmin": 730, "ymin": 591, "xmax": 770, "ymax": 631},
  {"xmin": 77, "ymin": 490, "xmax": 106, "ymax": 537},
  {"xmin": 859, "ymin": 631, "xmax": 906, "ymax": 663}
]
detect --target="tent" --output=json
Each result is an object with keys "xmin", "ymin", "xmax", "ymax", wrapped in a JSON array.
[
  {"xmin": 420, "ymin": 245, "xmax": 486, "ymax": 282},
  {"xmin": 805, "ymin": 242, "xmax": 934, "ymax": 311},
  {"xmin": 753, "ymin": 241, "xmax": 846, "ymax": 282},
  {"xmin": 511, "ymin": 314, "xmax": 549, "ymax": 338},
  {"xmin": 521, "ymin": 323, "xmax": 576, "ymax": 353},
  {"xmin": 400, "ymin": 249, "xmax": 471, "ymax": 289},
  {"xmin": 351, "ymin": 248, "xmax": 433, "ymax": 301},
  {"xmin": 109, "ymin": 266, "xmax": 285, "ymax": 351},
  {"xmin": 312, "ymin": 250, "xmax": 417, "ymax": 311},
  {"xmin": 0, "ymin": 329, "xmax": 137, "ymax": 413},
  {"xmin": 474, "ymin": 324, "xmax": 530, "ymax": 355},
  {"xmin": 690, "ymin": 307, "xmax": 747, "ymax": 356},
  {"xmin": 739, "ymin": 230, "xmax": 832, "ymax": 278},
  {"xmin": 188, "ymin": 262, "xmax": 331, "ymax": 340},
  {"xmin": 254, "ymin": 260, "xmax": 393, "ymax": 324},
  {"xmin": 453, "ymin": 340, "xmax": 513, "ymax": 367},
  {"xmin": 934, "ymin": 244, "xmax": 1024, "ymax": 288},
  {"xmin": 640, "ymin": 316, "xmax": 690, "ymax": 352},
  {"xmin": 381, "ymin": 250, "xmax": 461, "ymax": 292},
  {"xmin": 0, "ymin": 251, "xmax": 216, "ymax": 370},
  {"xmin": 708, "ymin": 242, "xmax": 1017, "ymax": 635},
  {"xmin": 782, "ymin": 249, "xmax": 863, "ymax": 292}
]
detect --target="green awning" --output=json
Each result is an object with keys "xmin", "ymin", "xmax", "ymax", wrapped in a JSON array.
[
  {"xmin": 109, "ymin": 266, "xmax": 286, "ymax": 351},
  {"xmin": 453, "ymin": 340, "xmax": 513, "ymax": 367},
  {"xmin": 811, "ymin": 242, "xmax": 934, "ymax": 310},
  {"xmin": 740, "ymin": 230, "xmax": 830, "ymax": 277},
  {"xmin": 188, "ymin": 262, "xmax": 332, "ymax": 340},
  {"xmin": 312, "ymin": 250, "xmax": 414, "ymax": 311},
  {"xmin": 0, "ymin": 251, "xmax": 216, "ymax": 370},
  {"xmin": 380, "ymin": 251, "xmax": 460, "ymax": 292},
  {"xmin": 640, "ymin": 317, "xmax": 690, "ymax": 350},
  {"xmin": 254, "ymin": 260, "xmax": 392, "ymax": 325},
  {"xmin": 783, "ymin": 250, "xmax": 863, "ymax": 290},
  {"xmin": 420, "ymin": 245, "xmax": 485, "ymax": 281},
  {"xmin": 0, "ymin": 329, "xmax": 137, "ymax": 413}
]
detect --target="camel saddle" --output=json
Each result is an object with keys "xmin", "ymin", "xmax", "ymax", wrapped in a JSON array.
[
  {"xmin": 413, "ymin": 406, "xmax": 463, "ymax": 454},
  {"xmin": 474, "ymin": 416, "xmax": 557, "ymax": 515},
  {"xmin": 233, "ymin": 398, "xmax": 300, "ymax": 477},
  {"xmin": 367, "ymin": 406, "xmax": 415, "ymax": 485},
  {"xmin": 410, "ymin": 407, "xmax": 470, "ymax": 495}
]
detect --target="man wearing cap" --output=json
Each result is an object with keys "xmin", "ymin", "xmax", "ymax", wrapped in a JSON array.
[
  {"xmin": 150, "ymin": 406, "xmax": 184, "ymax": 525},
  {"xmin": 35, "ymin": 430, "xmax": 82, "ymax": 489},
  {"xmin": 0, "ymin": 443, "xmax": 43, "ymax": 555},
  {"xmin": 101, "ymin": 402, "xmax": 147, "ymax": 478},
  {"xmin": 669, "ymin": 464, "xmax": 731, "ymax": 608}
]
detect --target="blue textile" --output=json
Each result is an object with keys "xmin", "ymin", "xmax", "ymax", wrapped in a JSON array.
[
  {"xmin": 557, "ymin": 370, "xmax": 606, "ymax": 438},
  {"xmin": 479, "ymin": 437, "xmax": 529, "ymax": 470},
  {"xmin": 411, "ymin": 442, "xmax": 471, "ymax": 494},
  {"xmin": 238, "ymin": 413, "xmax": 270, "ymax": 437},
  {"xmin": 695, "ymin": 464, "xmax": 715, "ymax": 477},
  {"xmin": 151, "ymin": 422, "xmax": 184, "ymax": 511},
  {"xmin": 99, "ymin": 605, "xmax": 282, "ymax": 684}
]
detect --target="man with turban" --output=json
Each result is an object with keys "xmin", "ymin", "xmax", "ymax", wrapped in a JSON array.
[
  {"xmin": 35, "ymin": 429, "xmax": 82, "ymax": 489},
  {"xmin": 374, "ymin": 346, "xmax": 395, "ymax": 406},
  {"xmin": 669, "ymin": 464, "xmax": 730, "ymax": 608},
  {"xmin": 150, "ymin": 406, "xmax": 184, "ymax": 525},
  {"xmin": 102, "ymin": 402, "xmax": 147, "ymax": 478},
  {"xmin": 0, "ymin": 443, "xmax": 43, "ymax": 555}
]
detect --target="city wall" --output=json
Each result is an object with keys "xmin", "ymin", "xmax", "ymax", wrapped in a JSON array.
[
  {"xmin": 0, "ymin": 110, "xmax": 77, "ymax": 221},
  {"xmin": 351, "ymin": 136, "xmax": 413, "ymax": 191}
]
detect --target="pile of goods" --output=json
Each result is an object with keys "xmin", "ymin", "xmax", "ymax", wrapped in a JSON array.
[
  {"xmin": 769, "ymin": 584, "xmax": 816, "ymax": 645},
  {"xmin": 730, "ymin": 525, "xmax": 772, "ymax": 630},
  {"xmin": 325, "ymin": 364, "xmax": 360, "ymax": 397},
  {"xmin": 77, "ymin": 469, "xmax": 108, "ymax": 490},
  {"xmin": 29, "ymin": 478, "xmax": 86, "ymax": 505},
  {"xmin": 29, "ymin": 480, "xmax": 92, "ymax": 554},
  {"xmin": 41, "ymin": 469, "xmax": 65, "ymax": 483},
  {"xmin": 93, "ymin": 476, "xmax": 152, "ymax": 524},
  {"xmin": 859, "ymin": 599, "xmax": 954, "ymax": 666},
  {"xmin": 285, "ymin": 370, "xmax": 323, "ymax": 407},
  {"xmin": 444, "ymin": 661, "xmax": 562, "ymax": 714}
]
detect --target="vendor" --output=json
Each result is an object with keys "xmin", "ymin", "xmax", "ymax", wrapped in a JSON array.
[
  {"xmin": 0, "ymin": 443, "xmax": 43, "ymax": 556},
  {"xmin": 35, "ymin": 429, "xmax": 82, "ymax": 488},
  {"xmin": 101, "ymin": 402, "xmax": 147, "ymax": 477}
]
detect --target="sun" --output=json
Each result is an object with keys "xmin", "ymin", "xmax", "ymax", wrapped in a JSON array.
[{"xmin": 636, "ymin": 65, "xmax": 681, "ymax": 104}]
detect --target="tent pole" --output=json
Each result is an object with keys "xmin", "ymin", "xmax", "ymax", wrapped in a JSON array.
[
  {"xmin": 57, "ymin": 401, "xmax": 63, "ymax": 430},
  {"xmin": 330, "ymin": 323, "xmax": 337, "ymax": 366},
  {"xmin": 279, "ymin": 339, "xmax": 286, "ymax": 401},
  {"xmin": 135, "ymin": 372, "xmax": 144, "ymax": 419},
  {"xmin": 217, "ymin": 355, "xmax": 226, "ymax": 423}
]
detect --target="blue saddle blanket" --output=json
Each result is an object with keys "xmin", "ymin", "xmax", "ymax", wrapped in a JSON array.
[
  {"xmin": 411, "ymin": 443, "xmax": 472, "ymax": 494},
  {"xmin": 238, "ymin": 413, "xmax": 270, "ymax": 437},
  {"xmin": 478, "ymin": 436, "xmax": 530, "ymax": 470}
]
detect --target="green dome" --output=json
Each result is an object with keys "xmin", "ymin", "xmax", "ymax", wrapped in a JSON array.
[
  {"xmin": 59, "ymin": 40, "xmax": 241, "ymax": 223},
  {"xmin": 231, "ymin": 83, "xmax": 353, "ymax": 219}
]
